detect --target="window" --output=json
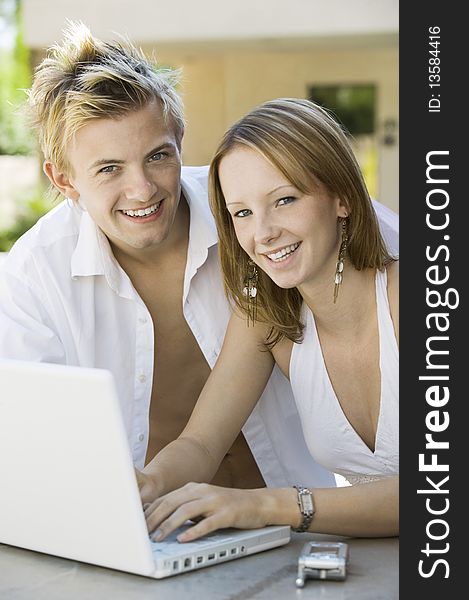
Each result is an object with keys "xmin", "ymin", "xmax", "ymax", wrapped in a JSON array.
[{"xmin": 309, "ymin": 84, "xmax": 377, "ymax": 198}]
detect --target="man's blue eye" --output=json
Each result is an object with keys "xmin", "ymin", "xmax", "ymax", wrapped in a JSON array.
[
  {"xmin": 149, "ymin": 152, "xmax": 165, "ymax": 161},
  {"xmin": 99, "ymin": 165, "xmax": 117, "ymax": 174}
]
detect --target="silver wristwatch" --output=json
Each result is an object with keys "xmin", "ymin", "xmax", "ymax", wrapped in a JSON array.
[{"xmin": 293, "ymin": 485, "xmax": 315, "ymax": 532}]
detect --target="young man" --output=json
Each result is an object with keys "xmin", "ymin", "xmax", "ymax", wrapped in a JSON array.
[{"xmin": 0, "ymin": 24, "xmax": 398, "ymax": 494}]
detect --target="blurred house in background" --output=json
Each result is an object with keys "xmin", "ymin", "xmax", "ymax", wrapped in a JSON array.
[{"xmin": 22, "ymin": 0, "xmax": 398, "ymax": 212}]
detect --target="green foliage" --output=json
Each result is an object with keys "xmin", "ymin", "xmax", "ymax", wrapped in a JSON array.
[
  {"xmin": 0, "ymin": 0, "xmax": 34, "ymax": 155},
  {"xmin": 310, "ymin": 84, "xmax": 376, "ymax": 136},
  {"xmin": 0, "ymin": 186, "xmax": 51, "ymax": 252}
]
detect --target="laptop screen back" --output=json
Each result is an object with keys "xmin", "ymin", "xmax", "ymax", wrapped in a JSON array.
[
  {"xmin": 0, "ymin": 360, "xmax": 155, "ymax": 575},
  {"xmin": 0, "ymin": 360, "xmax": 290, "ymax": 578}
]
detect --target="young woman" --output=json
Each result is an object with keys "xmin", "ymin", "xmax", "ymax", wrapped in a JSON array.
[{"xmin": 138, "ymin": 98, "xmax": 399, "ymax": 540}]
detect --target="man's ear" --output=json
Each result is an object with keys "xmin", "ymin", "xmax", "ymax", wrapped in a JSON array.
[
  {"xmin": 43, "ymin": 161, "xmax": 80, "ymax": 202},
  {"xmin": 176, "ymin": 126, "xmax": 184, "ymax": 155}
]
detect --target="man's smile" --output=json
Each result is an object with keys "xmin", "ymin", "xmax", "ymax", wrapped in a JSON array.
[{"xmin": 119, "ymin": 200, "xmax": 164, "ymax": 221}]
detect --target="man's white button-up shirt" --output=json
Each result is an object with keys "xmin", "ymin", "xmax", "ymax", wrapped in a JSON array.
[{"xmin": 0, "ymin": 166, "xmax": 398, "ymax": 488}]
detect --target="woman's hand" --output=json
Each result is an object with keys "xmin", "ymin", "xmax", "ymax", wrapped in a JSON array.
[
  {"xmin": 140, "ymin": 474, "xmax": 399, "ymax": 540},
  {"xmin": 135, "ymin": 469, "xmax": 161, "ymax": 507},
  {"xmin": 144, "ymin": 483, "xmax": 281, "ymax": 543}
]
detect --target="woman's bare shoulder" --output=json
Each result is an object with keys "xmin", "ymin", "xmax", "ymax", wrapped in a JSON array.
[
  {"xmin": 386, "ymin": 260, "xmax": 399, "ymax": 344},
  {"xmin": 270, "ymin": 336, "xmax": 294, "ymax": 380}
]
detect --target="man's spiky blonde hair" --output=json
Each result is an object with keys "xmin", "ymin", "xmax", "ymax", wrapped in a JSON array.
[{"xmin": 27, "ymin": 22, "xmax": 184, "ymax": 174}]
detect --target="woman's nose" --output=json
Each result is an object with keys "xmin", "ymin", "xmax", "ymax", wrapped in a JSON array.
[{"xmin": 254, "ymin": 216, "xmax": 281, "ymax": 246}]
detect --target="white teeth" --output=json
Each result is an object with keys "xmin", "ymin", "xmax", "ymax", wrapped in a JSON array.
[
  {"xmin": 122, "ymin": 201, "xmax": 161, "ymax": 217},
  {"xmin": 267, "ymin": 242, "xmax": 300, "ymax": 262}
]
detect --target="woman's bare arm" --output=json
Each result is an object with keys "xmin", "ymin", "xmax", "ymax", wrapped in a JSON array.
[
  {"xmin": 138, "ymin": 310, "xmax": 274, "ymax": 502},
  {"xmin": 145, "ymin": 475, "xmax": 398, "ymax": 541}
]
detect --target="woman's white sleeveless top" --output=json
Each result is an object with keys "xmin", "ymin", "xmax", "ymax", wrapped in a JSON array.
[{"xmin": 289, "ymin": 269, "xmax": 399, "ymax": 485}]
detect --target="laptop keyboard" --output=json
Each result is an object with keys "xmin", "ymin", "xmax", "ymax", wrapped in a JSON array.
[
  {"xmin": 149, "ymin": 524, "xmax": 250, "ymax": 575},
  {"xmin": 150, "ymin": 524, "xmax": 236, "ymax": 555}
]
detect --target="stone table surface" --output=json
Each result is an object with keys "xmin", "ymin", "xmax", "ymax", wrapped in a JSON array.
[{"xmin": 0, "ymin": 533, "xmax": 398, "ymax": 600}]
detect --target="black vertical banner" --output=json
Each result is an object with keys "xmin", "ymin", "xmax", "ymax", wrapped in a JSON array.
[{"xmin": 400, "ymin": 2, "xmax": 464, "ymax": 596}]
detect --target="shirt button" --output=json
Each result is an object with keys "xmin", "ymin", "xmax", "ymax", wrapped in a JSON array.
[
  {"xmin": 139, "ymin": 317, "xmax": 147, "ymax": 324},
  {"xmin": 138, "ymin": 434, "xmax": 144, "ymax": 442},
  {"xmin": 138, "ymin": 374, "xmax": 146, "ymax": 383}
]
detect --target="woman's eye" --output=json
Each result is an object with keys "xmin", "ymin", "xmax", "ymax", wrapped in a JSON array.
[
  {"xmin": 233, "ymin": 209, "xmax": 252, "ymax": 218},
  {"xmin": 277, "ymin": 196, "xmax": 296, "ymax": 206}
]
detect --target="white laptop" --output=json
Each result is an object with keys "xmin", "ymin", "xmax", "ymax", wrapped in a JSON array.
[{"xmin": 0, "ymin": 359, "xmax": 290, "ymax": 578}]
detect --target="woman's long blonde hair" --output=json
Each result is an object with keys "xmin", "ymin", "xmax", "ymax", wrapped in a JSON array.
[{"xmin": 209, "ymin": 98, "xmax": 394, "ymax": 348}]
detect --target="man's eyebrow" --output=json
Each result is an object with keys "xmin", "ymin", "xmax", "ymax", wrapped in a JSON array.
[
  {"xmin": 88, "ymin": 158, "xmax": 125, "ymax": 172},
  {"xmin": 226, "ymin": 184, "xmax": 294, "ymax": 206},
  {"xmin": 144, "ymin": 143, "xmax": 177, "ymax": 160},
  {"xmin": 87, "ymin": 143, "xmax": 177, "ymax": 172}
]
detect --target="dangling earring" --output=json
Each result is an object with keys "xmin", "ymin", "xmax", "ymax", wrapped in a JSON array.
[
  {"xmin": 333, "ymin": 217, "xmax": 348, "ymax": 304},
  {"xmin": 243, "ymin": 259, "xmax": 258, "ymax": 326}
]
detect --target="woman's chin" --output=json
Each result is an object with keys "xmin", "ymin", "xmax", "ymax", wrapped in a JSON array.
[{"xmin": 265, "ymin": 271, "xmax": 300, "ymax": 290}]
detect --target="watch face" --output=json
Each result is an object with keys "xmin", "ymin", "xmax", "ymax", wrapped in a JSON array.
[{"xmin": 302, "ymin": 495, "xmax": 314, "ymax": 512}]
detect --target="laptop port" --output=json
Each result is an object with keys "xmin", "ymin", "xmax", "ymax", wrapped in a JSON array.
[
  {"xmin": 230, "ymin": 547, "xmax": 238, "ymax": 555},
  {"xmin": 184, "ymin": 557, "xmax": 192, "ymax": 568},
  {"xmin": 208, "ymin": 553, "xmax": 215, "ymax": 560},
  {"xmin": 196, "ymin": 556, "xmax": 204, "ymax": 564},
  {"xmin": 172, "ymin": 560, "xmax": 179, "ymax": 571},
  {"xmin": 219, "ymin": 550, "xmax": 227, "ymax": 558}
]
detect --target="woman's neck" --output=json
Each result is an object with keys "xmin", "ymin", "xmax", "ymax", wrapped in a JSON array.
[{"xmin": 298, "ymin": 266, "xmax": 377, "ymax": 338}]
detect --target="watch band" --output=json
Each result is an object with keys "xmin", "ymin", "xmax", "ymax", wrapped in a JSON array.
[{"xmin": 293, "ymin": 485, "xmax": 315, "ymax": 532}]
